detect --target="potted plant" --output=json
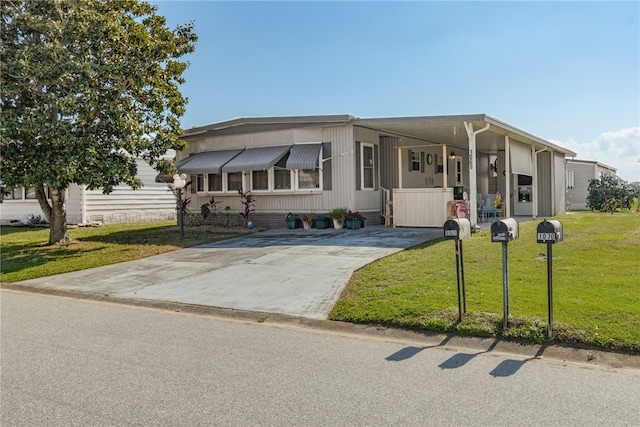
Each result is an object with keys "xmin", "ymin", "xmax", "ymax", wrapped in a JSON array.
[
  {"xmin": 285, "ymin": 213, "xmax": 300, "ymax": 229},
  {"xmin": 313, "ymin": 214, "xmax": 331, "ymax": 229},
  {"xmin": 300, "ymin": 213, "xmax": 315, "ymax": 230},
  {"xmin": 345, "ymin": 211, "xmax": 363, "ymax": 229},
  {"xmin": 328, "ymin": 208, "xmax": 347, "ymax": 230}
]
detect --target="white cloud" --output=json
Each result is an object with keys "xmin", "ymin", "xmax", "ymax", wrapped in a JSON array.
[{"xmin": 552, "ymin": 127, "xmax": 640, "ymax": 182}]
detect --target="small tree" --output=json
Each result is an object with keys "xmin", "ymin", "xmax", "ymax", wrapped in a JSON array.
[{"xmin": 586, "ymin": 175, "xmax": 636, "ymax": 213}]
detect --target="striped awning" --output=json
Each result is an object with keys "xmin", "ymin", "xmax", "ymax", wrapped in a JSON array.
[
  {"xmin": 286, "ymin": 144, "xmax": 322, "ymax": 170},
  {"xmin": 176, "ymin": 149, "xmax": 244, "ymax": 174},
  {"xmin": 222, "ymin": 145, "xmax": 292, "ymax": 173}
]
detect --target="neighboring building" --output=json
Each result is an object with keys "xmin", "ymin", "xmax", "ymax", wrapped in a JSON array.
[
  {"xmin": 0, "ymin": 157, "xmax": 176, "ymax": 225},
  {"xmin": 566, "ymin": 159, "xmax": 618, "ymax": 211},
  {"xmin": 176, "ymin": 114, "xmax": 577, "ymax": 229}
]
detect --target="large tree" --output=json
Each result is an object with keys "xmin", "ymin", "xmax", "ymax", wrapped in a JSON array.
[{"xmin": 1, "ymin": 0, "xmax": 197, "ymax": 243}]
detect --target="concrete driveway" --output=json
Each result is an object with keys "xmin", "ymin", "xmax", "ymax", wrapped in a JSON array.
[{"xmin": 17, "ymin": 226, "xmax": 441, "ymax": 319}]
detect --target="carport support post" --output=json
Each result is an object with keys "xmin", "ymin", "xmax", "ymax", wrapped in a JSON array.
[
  {"xmin": 547, "ymin": 242, "xmax": 553, "ymax": 338},
  {"xmin": 455, "ymin": 239, "xmax": 462, "ymax": 322},
  {"xmin": 501, "ymin": 241, "xmax": 509, "ymax": 329},
  {"xmin": 460, "ymin": 240, "xmax": 466, "ymax": 314}
]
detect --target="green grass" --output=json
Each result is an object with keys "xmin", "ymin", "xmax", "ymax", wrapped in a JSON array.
[
  {"xmin": 331, "ymin": 211, "xmax": 640, "ymax": 353},
  {"xmin": 0, "ymin": 221, "xmax": 249, "ymax": 283}
]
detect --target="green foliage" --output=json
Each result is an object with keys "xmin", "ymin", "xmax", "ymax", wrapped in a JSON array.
[
  {"xmin": 586, "ymin": 175, "xmax": 636, "ymax": 212},
  {"xmin": 0, "ymin": 0, "xmax": 197, "ymax": 242}
]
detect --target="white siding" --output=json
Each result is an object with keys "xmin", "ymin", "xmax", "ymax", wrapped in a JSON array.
[
  {"xmin": 182, "ymin": 125, "xmax": 357, "ymax": 215},
  {"xmin": 566, "ymin": 161, "xmax": 597, "ymax": 210},
  {"xmin": 554, "ymin": 152, "xmax": 566, "ymax": 215},
  {"xmin": 82, "ymin": 159, "xmax": 175, "ymax": 223}
]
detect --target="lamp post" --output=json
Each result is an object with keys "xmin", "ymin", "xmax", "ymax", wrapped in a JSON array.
[{"xmin": 173, "ymin": 173, "xmax": 187, "ymax": 240}]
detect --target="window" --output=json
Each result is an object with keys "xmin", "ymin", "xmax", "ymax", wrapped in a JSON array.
[
  {"xmin": 10, "ymin": 187, "xmax": 22, "ymax": 200},
  {"xmin": 195, "ymin": 174, "xmax": 205, "ymax": 192},
  {"xmin": 227, "ymin": 172, "xmax": 243, "ymax": 192},
  {"xmin": 411, "ymin": 151, "xmax": 421, "ymax": 171},
  {"xmin": 251, "ymin": 170, "xmax": 269, "ymax": 191},
  {"xmin": 25, "ymin": 187, "xmax": 37, "ymax": 199},
  {"xmin": 207, "ymin": 174, "xmax": 222, "ymax": 192},
  {"xmin": 567, "ymin": 170, "xmax": 575, "ymax": 189},
  {"xmin": 297, "ymin": 169, "xmax": 320, "ymax": 189},
  {"xmin": 274, "ymin": 156, "xmax": 292, "ymax": 190},
  {"xmin": 456, "ymin": 158, "xmax": 463, "ymax": 185},
  {"xmin": 361, "ymin": 143, "xmax": 375, "ymax": 190}
]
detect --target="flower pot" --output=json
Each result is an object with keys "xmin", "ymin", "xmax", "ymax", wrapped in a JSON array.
[
  {"xmin": 302, "ymin": 220, "xmax": 312, "ymax": 230},
  {"xmin": 345, "ymin": 218, "xmax": 362, "ymax": 230},
  {"xmin": 332, "ymin": 218, "xmax": 344, "ymax": 230},
  {"xmin": 285, "ymin": 216, "xmax": 301, "ymax": 229},
  {"xmin": 313, "ymin": 215, "xmax": 331, "ymax": 229}
]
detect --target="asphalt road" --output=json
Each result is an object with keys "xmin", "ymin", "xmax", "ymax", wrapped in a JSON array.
[{"xmin": 2, "ymin": 290, "xmax": 639, "ymax": 426}]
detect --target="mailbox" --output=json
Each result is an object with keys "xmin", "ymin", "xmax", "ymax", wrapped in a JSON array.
[
  {"xmin": 491, "ymin": 218, "xmax": 519, "ymax": 242},
  {"xmin": 443, "ymin": 218, "xmax": 471, "ymax": 240},
  {"xmin": 537, "ymin": 219, "xmax": 563, "ymax": 244}
]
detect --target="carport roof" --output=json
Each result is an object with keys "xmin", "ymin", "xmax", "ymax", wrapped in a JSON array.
[{"xmin": 180, "ymin": 113, "xmax": 576, "ymax": 157}]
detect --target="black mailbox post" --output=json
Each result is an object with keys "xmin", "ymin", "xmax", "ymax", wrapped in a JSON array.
[
  {"xmin": 491, "ymin": 218, "xmax": 519, "ymax": 329},
  {"xmin": 537, "ymin": 219, "xmax": 563, "ymax": 338},
  {"xmin": 443, "ymin": 219, "xmax": 470, "ymax": 322}
]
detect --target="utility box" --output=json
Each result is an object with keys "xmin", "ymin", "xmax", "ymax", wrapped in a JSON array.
[
  {"xmin": 537, "ymin": 219, "xmax": 563, "ymax": 244},
  {"xmin": 491, "ymin": 218, "xmax": 519, "ymax": 242},
  {"xmin": 443, "ymin": 218, "xmax": 471, "ymax": 240}
]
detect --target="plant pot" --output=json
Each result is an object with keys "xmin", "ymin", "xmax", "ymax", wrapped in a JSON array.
[
  {"xmin": 285, "ymin": 217, "xmax": 301, "ymax": 229},
  {"xmin": 345, "ymin": 218, "xmax": 362, "ymax": 230},
  {"xmin": 302, "ymin": 220, "xmax": 312, "ymax": 230},
  {"xmin": 313, "ymin": 215, "xmax": 331, "ymax": 229},
  {"xmin": 332, "ymin": 218, "xmax": 344, "ymax": 230}
]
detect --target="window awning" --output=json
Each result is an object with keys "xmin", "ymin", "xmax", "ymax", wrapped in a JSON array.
[
  {"xmin": 286, "ymin": 144, "xmax": 322, "ymax": 170},
  {"xmin": 222, "ymin": 145, "xmax": 292, "ymax": 173},
  {"xmin": 176, "ymin": 149, "xmax": 244, "ymax": 174}
]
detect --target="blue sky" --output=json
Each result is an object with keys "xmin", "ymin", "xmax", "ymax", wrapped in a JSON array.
[{"xmin": 153, "ymin": 1, "xmax": 640, "ymax": 182}]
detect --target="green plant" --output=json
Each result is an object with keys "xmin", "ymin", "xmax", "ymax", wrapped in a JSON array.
[
  {"xmin": 328, "ymin": 208, "xmax": 347, "ymax": 220},
  {"xmin": 300, "ymin": 213, "xmax": 315, "ymax": 222},
  {"xmin": 201, "ymin": 196, "xmax": 220, "ymax": 227},
  {"xmin": 586, "ymin": 175, "xmax": 636, "ymax": 212}
]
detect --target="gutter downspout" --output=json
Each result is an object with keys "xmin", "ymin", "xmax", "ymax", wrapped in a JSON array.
[
  {"xmin": 533, "ymin": 147, "xmax": 548, "ymax": 218},
  {"xmin": 505, "ymin": 136, "xmax": 510, "ymax": 218},
  {"xmin": 464, "ymin": 122, "xmax": 491, "ymax": 229}
]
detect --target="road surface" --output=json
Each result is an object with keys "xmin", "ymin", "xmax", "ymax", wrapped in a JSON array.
[{"xmin": 2, "ymin": 290, "xmax": 639, "ymax": 426}]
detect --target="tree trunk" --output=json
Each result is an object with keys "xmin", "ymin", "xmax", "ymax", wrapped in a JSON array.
[{"xmin": 36, "ymin": 185, "xmax": 69, "ymax": 245}]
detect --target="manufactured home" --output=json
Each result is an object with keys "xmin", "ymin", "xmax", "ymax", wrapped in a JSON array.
[
  {"xmin": 0, "ymin": 158, "xmax": 176, "ymax": 225},
  {"xmin": 566, "ymin": 159, "xmax": 618, "ymax": 211},
  {"xmin": 176, "ymin": 114, "xmax": 577, "ymax": 229}
]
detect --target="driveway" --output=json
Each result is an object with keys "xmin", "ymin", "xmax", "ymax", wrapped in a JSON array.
[{"xmin": 17, "ymin": 226, "xmax": 441, "ymax": 319}]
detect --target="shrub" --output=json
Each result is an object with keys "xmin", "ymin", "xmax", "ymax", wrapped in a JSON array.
[{"xmin": 586, "ymin": 175, "xmax": 636, "ymax": 212}]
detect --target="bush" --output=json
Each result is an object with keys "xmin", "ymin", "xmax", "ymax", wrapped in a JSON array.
[{"xmin": 586, "ymin": 175, "xmax": 636, "ymax": 212}]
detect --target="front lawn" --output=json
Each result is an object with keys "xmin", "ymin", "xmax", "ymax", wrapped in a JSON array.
[
  {"xmin": 331, "ymin": 211, "xmax": 640, "ymax": 353},
  {"xmin": 0, "ymin": 221, "xmax": 249, "ymax": 283}
]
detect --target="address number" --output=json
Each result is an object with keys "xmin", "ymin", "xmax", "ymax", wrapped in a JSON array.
[{"xmin": 537, "ymin": 232, "xmax": 556, "ymax": 241}]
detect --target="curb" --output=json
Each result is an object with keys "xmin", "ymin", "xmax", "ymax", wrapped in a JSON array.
[{"xmin": 2, "ymin": 282, "xmax": 639, "ymax": 372}]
